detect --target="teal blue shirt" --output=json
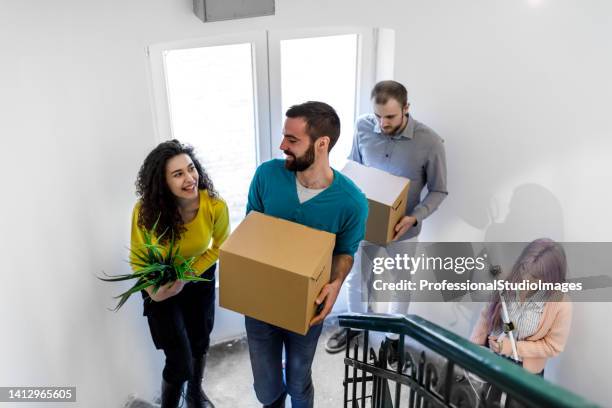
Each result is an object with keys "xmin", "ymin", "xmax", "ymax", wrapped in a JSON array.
[{"xmin": 247, "ymin": 159, "xmax": 368, "ymax": 257}]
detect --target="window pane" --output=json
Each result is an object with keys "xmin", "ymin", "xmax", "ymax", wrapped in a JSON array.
[
  {"xmin": 280, "ymin": 34, "xmax": 358, "ymax": 169},
  {"xmin": 164, "ymin": 43, "xmax": 257, "ymax": 230}
]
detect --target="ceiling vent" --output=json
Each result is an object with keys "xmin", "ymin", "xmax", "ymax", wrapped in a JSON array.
[{"xmin": 193, "ymin": 0, "xmax": 275, "ymax": 22}]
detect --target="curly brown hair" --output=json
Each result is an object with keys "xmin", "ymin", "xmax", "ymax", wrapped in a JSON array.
[{"xmin": 135, "ymin": 139, "xmax": 218, "ymax": 242}]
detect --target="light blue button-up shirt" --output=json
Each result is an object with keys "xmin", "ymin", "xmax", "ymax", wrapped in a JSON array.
[{"xmin": 349, "ymin": 114, "xmax": 448, "ymax": 239}]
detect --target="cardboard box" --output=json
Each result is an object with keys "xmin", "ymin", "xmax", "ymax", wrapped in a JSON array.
[
  {"xmin": 219, "ymin": 211, "xmax": 335, "ymax": 335},
  {"xmin": 341, "ymin": 160, "xmax": 410, "ymax": 245}
]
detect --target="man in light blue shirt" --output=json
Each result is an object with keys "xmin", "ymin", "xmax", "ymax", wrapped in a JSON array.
[
  {"xmin": 325, "ymin": 81, "xmax": 448, "ymax": 359},
  {"xmin": 350, "ymin": 81, "xmax": 447, "ymax": 239},
  {"xmin": 246, "ymin": 101, "xmax": 368, "ymax": 408}
]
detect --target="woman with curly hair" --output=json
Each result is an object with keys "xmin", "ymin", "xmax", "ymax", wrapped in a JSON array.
[
  {"xmin": 131, "ymin": 139, "xmax": 229, "ymax": 408},
  {"xmin": 470, "ymin": 238, "xmax": 573, "ymax": 376}
]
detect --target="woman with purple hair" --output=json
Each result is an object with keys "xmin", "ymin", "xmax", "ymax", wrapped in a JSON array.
[{"xmin": 470, "ymin": 238, "xmax": 573, "ymax": 375}]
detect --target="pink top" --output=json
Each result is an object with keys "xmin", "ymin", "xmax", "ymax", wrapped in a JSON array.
[{"xmin": 470, "ymin": 296, "xmax": 572, "ymax": 374}]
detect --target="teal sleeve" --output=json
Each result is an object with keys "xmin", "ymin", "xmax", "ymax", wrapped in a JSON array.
[
  {"xmin": 246, "ymin": 165, "xmax": 264, "ymax": 215},
  {"xmin": 333, "ymin": 197, "xmax": 368, "ymax": 257}
]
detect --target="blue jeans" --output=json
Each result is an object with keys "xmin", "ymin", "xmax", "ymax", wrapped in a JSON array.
[{"xmin": 245, "ymin": 316, "xmax": 323, "ymax": 408}]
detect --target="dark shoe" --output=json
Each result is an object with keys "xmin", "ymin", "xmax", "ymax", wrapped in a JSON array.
[
  {"xmin": 161, "ymin": 379, "xmax": 183, "ymax": 408},
  {"xmin": 325, "ymin": 328, "xmax": 362, "ymax": 354},
  {"xmin": 263, "ymin": 391, "xmax": 286, "ymax": 408},
  {"xmin": 186, "ymin": 355, "xmax": 215, "ymax": 408}
]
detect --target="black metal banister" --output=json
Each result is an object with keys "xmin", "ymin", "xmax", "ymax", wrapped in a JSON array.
[{"xmin": 339, "ymin": 313, "xmax": 598, "ymax": 408}]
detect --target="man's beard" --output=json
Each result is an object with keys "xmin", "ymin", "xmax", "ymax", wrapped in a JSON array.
[
  {"xmin": 382, "ymin": 122, "xmax": 404, "ymax": 136},
  {"xmin": 284, "ymin": 142, "xmax": 315, "ymax": 172},
  {"xmin": 382, "ymin": 114, "xmax": 407, "ymax": 136}
]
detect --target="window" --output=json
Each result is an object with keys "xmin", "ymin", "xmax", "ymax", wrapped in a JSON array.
[
  {"xmin": 148, "ymin": 32, "xmax": 270, "ymax": 230},
  {"xmin": 147, "ymin": 28, "xmax": 391, "ymax": 227},
  {"xmin": 163, "ymin": 43, "xmax": 257, "ymax": 230},
  {"xmin": 278, "ymin": 34, "xmax": 358, "ymax": 169},
  {"xmin": 268, "ymin": 27, "xmax": 379, "ymax": 167}
]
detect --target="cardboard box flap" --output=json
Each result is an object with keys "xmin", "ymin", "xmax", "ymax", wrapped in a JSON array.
[
  {"xmin": 391, "ymin": 185, "xmax": 408, "ymax": 210},
  {"xmin": 220, "ymin": 211, "xmax": 336, "ymax": 278},
  {"xmin": 341, "ymin": 161, "xmax": 410, "ymax": 206},
  {"xmin": 311, "ymin": 264, "xmax": 326, "ymax": 281}
]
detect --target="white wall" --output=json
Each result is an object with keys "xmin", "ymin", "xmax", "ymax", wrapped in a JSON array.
[{"xmin": 1, "ymin": 0, "xmax": 610, "ymax": 406}]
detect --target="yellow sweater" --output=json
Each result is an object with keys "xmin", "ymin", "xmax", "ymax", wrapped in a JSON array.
[{"xmin": 130, "ymin": 190, "xmax": 230, "ymax": 275}]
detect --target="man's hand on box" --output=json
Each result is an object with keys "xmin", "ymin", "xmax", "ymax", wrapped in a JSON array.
[
  {"xmin": 310, "ymin": 280, "xmax": 342, "ymax": 327},
  {"xmin": 393, "ymin": 215, "xmax": 417, "ymax": 241},
  {"xmin": 310, "ymin": 254, "xmax": 353, "ymax": 326}
]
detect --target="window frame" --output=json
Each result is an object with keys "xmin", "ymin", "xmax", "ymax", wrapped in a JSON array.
[
  {"xmin": 267, "ymin": 26, "xmax": 377, "ymax": 160},
  {"xmin": 146, "ymin": 27, "xmax": 391, "ymax": 166},
  {"xmin": 146, "ymin": 31, "xmax": 271, "ymax": 163}
]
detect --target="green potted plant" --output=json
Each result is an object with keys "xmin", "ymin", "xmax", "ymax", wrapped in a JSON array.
[{"xmin": 99, "ymin": 221, "xmax": 209, "ymax": 311}]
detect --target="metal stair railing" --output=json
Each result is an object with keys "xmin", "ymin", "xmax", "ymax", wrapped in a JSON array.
[{"xmin": 338, "ymin": 313, "xmax": 598, "ymax": 408}]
